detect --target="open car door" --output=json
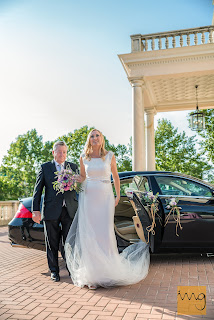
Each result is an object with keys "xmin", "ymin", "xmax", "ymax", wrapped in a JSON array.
[{"xmin": 126, "ymin": 175, "xmax": 157, "ymax": 252}]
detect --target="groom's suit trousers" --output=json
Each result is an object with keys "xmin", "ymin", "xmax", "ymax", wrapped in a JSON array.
[{"xmin": 43, "ymin": 206, "xmax": 72, "ymax": 273}]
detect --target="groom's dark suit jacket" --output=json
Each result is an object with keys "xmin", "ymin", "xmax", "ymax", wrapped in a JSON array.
[{"xmin": 32, "ymin": 160, "xmax": 78, "ymax": 220}]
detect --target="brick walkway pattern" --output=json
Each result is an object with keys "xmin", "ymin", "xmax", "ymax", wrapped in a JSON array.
[{"xmin": 0, "ymin": 226, "xmax": 213, "ymax": 320}]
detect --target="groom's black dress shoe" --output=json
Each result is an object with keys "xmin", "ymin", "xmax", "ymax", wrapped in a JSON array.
[{"xmin": 51, "ymin": 272, "xmax": 60, "ymax": 282}]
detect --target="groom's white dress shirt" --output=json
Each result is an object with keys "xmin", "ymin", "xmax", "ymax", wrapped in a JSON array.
[
  {"xmin": 55, "ymin": 161, "xmax": 64, "ymax": 172},
  {"xmin": 54, "ymin": 160, "xmax": 66, "ymax": 207}
]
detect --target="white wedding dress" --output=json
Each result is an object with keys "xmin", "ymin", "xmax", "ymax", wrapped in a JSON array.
[{"xmin": 65, "ymin": 151, "xmax": 150, "ymax": 288}]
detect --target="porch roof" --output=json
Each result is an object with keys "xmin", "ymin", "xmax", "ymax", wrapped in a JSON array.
[{"xmin": 118, "ymin": 25, "xmax": 214, "ymax": 112}]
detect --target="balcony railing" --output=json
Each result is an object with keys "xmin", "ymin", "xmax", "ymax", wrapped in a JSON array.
[
  {"xmin": 0, "ymin": 201, "xmax": 19, "ymax": 226},
  {"xmin": 131, "ymin": 25, "xmax": 214, "ymax": 52}
]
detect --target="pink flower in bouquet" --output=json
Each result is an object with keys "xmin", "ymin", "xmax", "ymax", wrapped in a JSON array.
[
  {"xmin": 67, "ymin": 181, "xmax": 72, "ymax": 187},
  {"xmin": 64, "ymin": 185, "xmax": 70, "ymax": 191}
]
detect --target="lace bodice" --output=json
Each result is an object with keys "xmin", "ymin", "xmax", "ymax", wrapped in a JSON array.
[{"xmin": 82, "ymin": 151, "xmax": 113, "ymax": 182}]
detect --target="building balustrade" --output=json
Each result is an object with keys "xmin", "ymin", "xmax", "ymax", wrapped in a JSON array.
[
  {"xmin": 0, "ymin": 201, "xmax": 19, "ymax": 226},
  {"xmin": 131, "ymin": 25, "xmax": 214, "ymax": 52}
]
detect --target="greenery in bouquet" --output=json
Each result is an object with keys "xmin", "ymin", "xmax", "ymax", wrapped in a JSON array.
[
  {"xmin": 141, "ymin": 191, "xmax": 159, "ymax": 206},
  {"xmin": 53, "ymin": 164, "xmax": 82, "ymax": 195},
  {"xmin": 165, "ymin": 197, "xmax": 183, "ymax": 236}
]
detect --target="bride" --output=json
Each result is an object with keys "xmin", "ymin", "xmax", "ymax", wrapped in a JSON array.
[{"xmin": 65, "ymin": 129, "xmax": 150, "ymax": 289}]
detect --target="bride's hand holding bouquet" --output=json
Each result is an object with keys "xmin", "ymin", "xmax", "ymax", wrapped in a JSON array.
[{"xmin": 74, "ymin": 174, "xmax": 85, "ymax": 184}]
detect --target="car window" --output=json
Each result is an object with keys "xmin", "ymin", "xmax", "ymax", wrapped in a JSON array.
[
  {"xmin": 113, "ymin": 176, "xmax": 149, "ymax": 196},
  {"xmin": 155, "ymin": 176, "xmax": 212, "ymax": 197}
]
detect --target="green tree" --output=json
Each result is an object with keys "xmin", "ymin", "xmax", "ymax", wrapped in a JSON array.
[
  {"xmin": 189, "ymin": 109, "xmax": 214, "ymax": 164},
  {"xmin": 0, "ymin": 129, "xmax": 53, "ymax": 199},
  {"xmin": 0, "ymin": 176, "xmax": 18, "ymax": 200},
  {"xmin": 155, "ymin": 119, "xmax": 212, "ymax": 180},
  {"xmin": 0, "ymin": 126, "xmax": 132, "ymax": 200},
  {"xmin": 58, "ymin": 125, "xmax": 94, "ymax": 163},
  {"xmin": 59, "ymin": 125, "xmax": 132, "ymax": 171},
  {"xmin": 111, "ymin": 144, "xmax": 132, "ymax": 172},
  {"xmin": 2, "ymin": 121, "xmax": 212, "ymax": 201}
]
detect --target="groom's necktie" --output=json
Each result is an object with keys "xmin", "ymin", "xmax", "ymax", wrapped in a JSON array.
[
  {"xmin": 57, "ymin": 163, "xmax": 64, "ymax": 172},
  {"xmin": 56, "ymin": 163, "xmax": 66, "ymax": 207}
]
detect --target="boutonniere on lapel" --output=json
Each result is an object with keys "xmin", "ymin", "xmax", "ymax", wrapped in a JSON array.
[{"xmin": 53, "ymin": 164, "xmax": 82, "ymax": 194}]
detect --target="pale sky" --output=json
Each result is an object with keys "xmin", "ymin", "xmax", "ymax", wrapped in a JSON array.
[{"xmin": 0, "ymin": 0, "xmax": 213, "ymax": 163}]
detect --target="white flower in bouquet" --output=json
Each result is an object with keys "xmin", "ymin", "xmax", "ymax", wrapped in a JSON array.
[
  {"xmin": 169, "ymin": 198, "xmax": 177, "ymax": 206},
  {"xmin": 147, "ymin": 191, "xmax": 154, "ymax": 199},
  {"xmin": 143, "ymin": 191, "xmax": 159, "ymax": 205},
  {"xmin": 165, "ymin": 197, "xmax": 183, "ymax": 236}
]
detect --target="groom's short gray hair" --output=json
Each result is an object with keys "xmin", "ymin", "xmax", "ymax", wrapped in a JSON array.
[{"xmin": 53, "ymin": 141, "xmax": 67, "ymax": 151}]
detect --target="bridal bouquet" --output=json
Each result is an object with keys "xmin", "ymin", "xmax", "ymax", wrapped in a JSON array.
[
  {"xmin": 165, "ymin": 197, "xmax": 183, "ymax": 236},
  {"xmin": 53, "ymin": 164, "xmax": 82, "ymax": 194}
]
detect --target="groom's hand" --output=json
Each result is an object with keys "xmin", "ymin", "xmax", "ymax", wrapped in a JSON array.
[{"xmin": 32, "ymin": 211, "xmax": 41, "ymax": 223}]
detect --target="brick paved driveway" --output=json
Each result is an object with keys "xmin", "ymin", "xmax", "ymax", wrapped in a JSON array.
[{"xmin": 0, "ymin": 226, "xmax": 213, "ymax": 320}]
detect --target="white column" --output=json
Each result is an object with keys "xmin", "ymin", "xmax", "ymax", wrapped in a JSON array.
[
  {"xmin": 145, "ymin": 109, "xmax": 156, "ymax": 171},
  {"xmin": 131, "ymin": 79, "xmax": 146, "ymax": 171}
]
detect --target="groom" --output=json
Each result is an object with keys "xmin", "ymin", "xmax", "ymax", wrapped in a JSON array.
[{"xmin": 32, "ymin": 141, "xmax": 78, "ymax": 282}]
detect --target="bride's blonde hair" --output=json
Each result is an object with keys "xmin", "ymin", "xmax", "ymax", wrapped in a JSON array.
[{"xmin": 84, "ymin": 129, "xmax": 107, "ymax": 161}]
